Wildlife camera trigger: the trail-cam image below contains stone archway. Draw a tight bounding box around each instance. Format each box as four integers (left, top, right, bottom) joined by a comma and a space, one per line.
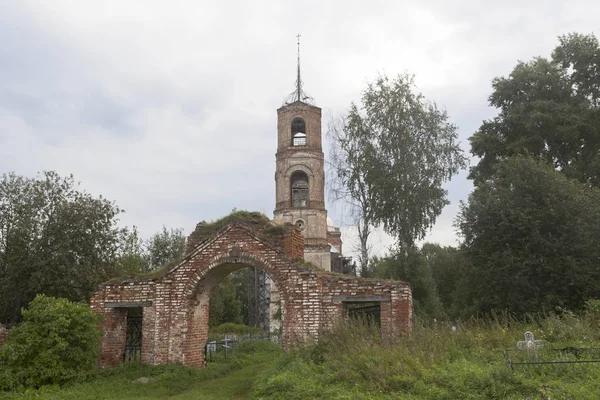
91, 219, 412, 368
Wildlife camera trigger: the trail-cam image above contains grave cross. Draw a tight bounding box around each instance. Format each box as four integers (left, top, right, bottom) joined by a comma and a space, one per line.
517, 331, 544, 360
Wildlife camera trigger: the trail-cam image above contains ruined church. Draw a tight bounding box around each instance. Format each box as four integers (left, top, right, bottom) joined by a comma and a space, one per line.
90, 49, 413, 368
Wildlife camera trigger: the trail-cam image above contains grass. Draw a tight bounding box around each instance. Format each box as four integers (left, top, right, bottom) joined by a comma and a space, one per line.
252, 306, 600, 399
0, 340, 281, 400
4, 306, 600, 399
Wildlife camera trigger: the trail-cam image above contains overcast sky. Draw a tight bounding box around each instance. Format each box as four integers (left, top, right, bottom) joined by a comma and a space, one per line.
1, 0, 598, 257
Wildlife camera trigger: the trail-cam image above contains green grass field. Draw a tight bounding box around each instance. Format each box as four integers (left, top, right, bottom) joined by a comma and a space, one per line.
0, 341, 281, 400
3, 309, 600, 399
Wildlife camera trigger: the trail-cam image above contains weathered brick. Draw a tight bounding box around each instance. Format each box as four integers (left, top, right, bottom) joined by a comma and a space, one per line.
91, 221, 412, 368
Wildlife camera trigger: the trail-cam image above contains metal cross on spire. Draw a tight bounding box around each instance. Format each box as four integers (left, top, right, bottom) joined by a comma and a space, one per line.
284, 34, 315, 105
296, 33, 301, 101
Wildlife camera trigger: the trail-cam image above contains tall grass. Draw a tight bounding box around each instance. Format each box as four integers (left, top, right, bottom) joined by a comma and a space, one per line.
252, 303, 600, 399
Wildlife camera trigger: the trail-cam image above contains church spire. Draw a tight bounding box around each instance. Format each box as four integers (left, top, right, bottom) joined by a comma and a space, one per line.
284, 34, 315, 105
296, 33, 301, 102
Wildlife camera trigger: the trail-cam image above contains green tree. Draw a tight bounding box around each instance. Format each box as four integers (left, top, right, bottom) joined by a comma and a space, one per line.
329, 73, 467, 270
456, 156, 600, 315
143, 226, 186, 272
421, 243, 466, 317
119, 226, 145, 275
0, 295, 101, 389
364, 251, 443, 320
470, 33, 600, 187
0, 171, 125, 323
209, 275, 243, 327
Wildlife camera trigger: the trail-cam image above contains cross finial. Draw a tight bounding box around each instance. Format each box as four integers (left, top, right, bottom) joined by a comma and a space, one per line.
283, 34, 315, 105
296, 33, 301, 101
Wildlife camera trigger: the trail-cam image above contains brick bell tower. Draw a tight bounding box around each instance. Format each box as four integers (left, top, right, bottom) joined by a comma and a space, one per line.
273, 36, 331, 271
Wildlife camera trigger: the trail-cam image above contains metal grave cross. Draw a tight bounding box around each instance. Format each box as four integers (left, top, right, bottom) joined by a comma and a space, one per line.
517, 331, 544, 360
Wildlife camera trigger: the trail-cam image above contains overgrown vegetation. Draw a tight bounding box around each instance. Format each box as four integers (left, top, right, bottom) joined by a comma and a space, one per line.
0, 340, 281, 399
252, 301, 600, 399
0, 295, 101, 390
187, 211, 287, 252
209, 322, 260, 338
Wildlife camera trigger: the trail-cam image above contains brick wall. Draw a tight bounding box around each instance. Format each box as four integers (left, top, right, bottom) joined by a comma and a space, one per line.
91, 220, 412, 368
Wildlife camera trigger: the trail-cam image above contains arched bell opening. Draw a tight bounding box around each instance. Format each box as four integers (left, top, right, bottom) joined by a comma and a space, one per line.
291, 118, 306, 146
290, 171, 309, 208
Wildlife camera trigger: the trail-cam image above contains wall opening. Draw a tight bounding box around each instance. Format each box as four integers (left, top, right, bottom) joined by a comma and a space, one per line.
344, 302, 381, 327
124, 307, 143, 363
291, 118, 306, 146
290, 171, 309, 207
188, 261, 284, 367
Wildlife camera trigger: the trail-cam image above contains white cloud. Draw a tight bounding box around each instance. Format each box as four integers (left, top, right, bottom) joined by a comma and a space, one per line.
1, 0, 598, 254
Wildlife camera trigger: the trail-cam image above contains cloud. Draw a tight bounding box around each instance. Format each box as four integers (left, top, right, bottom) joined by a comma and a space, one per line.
1, 0, 599, 257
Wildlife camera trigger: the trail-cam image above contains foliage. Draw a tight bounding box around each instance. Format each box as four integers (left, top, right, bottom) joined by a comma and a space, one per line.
142, 226, 186, 273
209, 275, 243, 327
470, 32, 600, 187
118, 226, 146, 275
209, 322, 260, 338
252, 312, 600, 399
0, 295, 101, 390
0, 339, 281, 399
456, 156, 600, 316
0, 171, 125, 322
364, 251, 443, 320
187, 210, 284, 249
420, 243, 467, 317
328, 73, 467, 265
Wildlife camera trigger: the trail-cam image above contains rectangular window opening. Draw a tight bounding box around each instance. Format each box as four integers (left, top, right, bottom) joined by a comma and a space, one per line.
344, 302, 381, 328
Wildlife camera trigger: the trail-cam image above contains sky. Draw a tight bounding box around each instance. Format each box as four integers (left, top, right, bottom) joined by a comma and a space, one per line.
1, 0, 598, 258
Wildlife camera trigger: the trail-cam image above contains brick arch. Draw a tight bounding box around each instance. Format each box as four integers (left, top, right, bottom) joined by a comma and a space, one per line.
285, 163, 313, 178
90, 220, 413, 368
181, 252, 291, 367
185, 251, 288, 300
284, 164, 314, 206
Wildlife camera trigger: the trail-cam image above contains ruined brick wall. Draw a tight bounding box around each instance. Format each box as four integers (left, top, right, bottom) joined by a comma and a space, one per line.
282, 226, 304, 260
318, 274, 412, 335
91, 221, 412, 369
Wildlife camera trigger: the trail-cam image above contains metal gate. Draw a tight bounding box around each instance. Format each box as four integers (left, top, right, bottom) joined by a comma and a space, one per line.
124, 309, 143, 362
346, 302, 381, 327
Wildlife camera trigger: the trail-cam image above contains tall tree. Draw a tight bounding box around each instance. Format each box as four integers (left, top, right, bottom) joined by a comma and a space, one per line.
421, 243, 465, 317
329, 73, 467, 269
457, 156, 600, 315
364, 250, 443, 320
0, 171, 125, 322
209, 275, 243, 327
143, 226, 186, 272
470, 33, 600, 187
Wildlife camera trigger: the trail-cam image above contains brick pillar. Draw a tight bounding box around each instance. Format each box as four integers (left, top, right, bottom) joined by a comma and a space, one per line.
183, 299, 209, 368
282, 225, 304, 260
99, 308, 128, 367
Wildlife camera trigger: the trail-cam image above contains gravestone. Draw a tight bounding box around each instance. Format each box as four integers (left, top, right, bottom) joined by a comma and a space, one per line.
517, 331, 544, 360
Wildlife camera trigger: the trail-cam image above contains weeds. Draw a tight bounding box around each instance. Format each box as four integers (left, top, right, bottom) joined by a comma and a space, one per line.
252, 307, 600, 399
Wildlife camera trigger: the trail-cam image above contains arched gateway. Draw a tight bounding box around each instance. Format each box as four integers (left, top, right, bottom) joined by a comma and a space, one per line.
91, 219, 412, 368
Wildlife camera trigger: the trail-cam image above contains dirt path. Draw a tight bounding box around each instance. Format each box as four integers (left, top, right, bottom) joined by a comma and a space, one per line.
171, 361, 272, 400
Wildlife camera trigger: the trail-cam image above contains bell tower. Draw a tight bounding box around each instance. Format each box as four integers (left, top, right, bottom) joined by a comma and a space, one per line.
274, 36, 331, 271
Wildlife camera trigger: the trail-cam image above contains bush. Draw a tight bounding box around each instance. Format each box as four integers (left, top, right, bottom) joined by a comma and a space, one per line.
252, 313, 600, 399
0, 295, 101, 390
209, 322, 260, 338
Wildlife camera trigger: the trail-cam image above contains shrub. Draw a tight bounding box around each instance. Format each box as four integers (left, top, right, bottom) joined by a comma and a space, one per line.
209, 322, 260, 338
0, 295, 101, 390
